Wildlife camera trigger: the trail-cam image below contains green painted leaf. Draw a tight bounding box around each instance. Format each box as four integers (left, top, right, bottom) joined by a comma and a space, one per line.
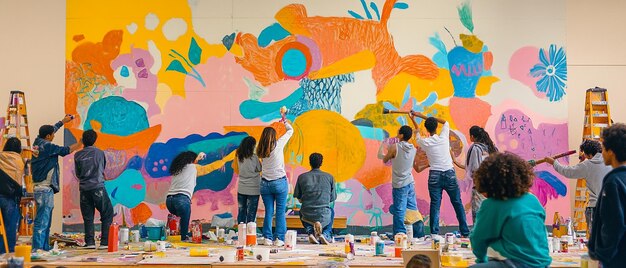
165, 59, 187, 74
457, 1, 474, 33
188, 37, 202, 65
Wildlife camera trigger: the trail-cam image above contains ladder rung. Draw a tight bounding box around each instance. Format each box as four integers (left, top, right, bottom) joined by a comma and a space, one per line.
575, 198, 587, 201
583, 135, 601, 139
576, 187, 587, 191
593, 113, 608, 117
584, 123, 608, 128
591, 101, 607, 105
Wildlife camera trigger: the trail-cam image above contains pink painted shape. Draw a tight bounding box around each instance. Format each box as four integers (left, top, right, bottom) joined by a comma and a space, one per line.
111, 48, 160, 116
449, 97, 492, 140
509, 46, 543, 98
296, 35, 322, 72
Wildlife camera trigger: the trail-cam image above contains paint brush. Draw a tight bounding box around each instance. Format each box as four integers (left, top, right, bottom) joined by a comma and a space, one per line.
528, 150, 577, 166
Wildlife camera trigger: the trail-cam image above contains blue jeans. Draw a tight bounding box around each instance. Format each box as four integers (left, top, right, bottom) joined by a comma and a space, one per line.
237, 193, 260, 224
0, 194, 20, 253
33, 186, 54, 251
260, 177, 288, 241
428, 169, 470, 236
390, 182, 425, 237
166, 194, 191, 240
470, 259, 545, 268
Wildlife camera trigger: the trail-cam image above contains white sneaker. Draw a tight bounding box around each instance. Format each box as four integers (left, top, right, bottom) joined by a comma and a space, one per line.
263, 238, 273, 246
274, 239, 285, 247
431, 234, 443, 241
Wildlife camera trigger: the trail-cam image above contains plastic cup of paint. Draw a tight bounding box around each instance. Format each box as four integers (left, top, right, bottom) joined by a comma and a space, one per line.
219, 250, 236, 263
253, 247, 271, 261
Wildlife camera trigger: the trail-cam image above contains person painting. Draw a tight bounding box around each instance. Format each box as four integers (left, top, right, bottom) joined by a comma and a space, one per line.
166, 150, 235, 241
74, 130, 113, 249
380, 113, 424, 238
257, 109, 293, 247
470, 152, 551, 267
32, 115, 82, 251
453, 126, 498, 223
0, 138, 25, 253
589, 123, 626, 267
412, 112, 469, 238
543, 139, 611, 235
233, 136, 262, 224
294, 153, 336, 245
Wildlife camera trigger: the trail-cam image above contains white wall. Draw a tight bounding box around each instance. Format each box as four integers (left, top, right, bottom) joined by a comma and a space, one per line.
0, 0, 624, 233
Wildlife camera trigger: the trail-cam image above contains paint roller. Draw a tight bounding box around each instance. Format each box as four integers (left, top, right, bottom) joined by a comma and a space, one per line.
528, 150, 577, 166
382, 108, 411, 115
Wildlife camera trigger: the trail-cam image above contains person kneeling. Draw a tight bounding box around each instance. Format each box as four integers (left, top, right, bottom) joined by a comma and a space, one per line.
470, 153, 551, 268
294, 153, 336, 244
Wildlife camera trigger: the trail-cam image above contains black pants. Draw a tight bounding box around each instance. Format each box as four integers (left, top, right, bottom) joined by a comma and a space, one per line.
80, 187, 114, 246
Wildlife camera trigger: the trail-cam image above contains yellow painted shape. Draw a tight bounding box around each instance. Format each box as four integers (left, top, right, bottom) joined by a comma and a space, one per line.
376, 70, 454, 104
155, 83, 173, 111
475, 75, 500, 96
309, 50, 376, 80
286, 110, 366, 182
274, 4, 311, 36
460, 34, 484, 54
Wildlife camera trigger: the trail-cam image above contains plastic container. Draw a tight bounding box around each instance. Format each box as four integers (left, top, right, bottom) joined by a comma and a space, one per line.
146, 226, 164, 241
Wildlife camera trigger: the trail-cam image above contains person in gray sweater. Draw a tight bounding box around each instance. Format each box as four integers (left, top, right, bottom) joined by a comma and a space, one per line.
74, 130, 113, 249
233, 136, 262, 224
544, 139, 612, 234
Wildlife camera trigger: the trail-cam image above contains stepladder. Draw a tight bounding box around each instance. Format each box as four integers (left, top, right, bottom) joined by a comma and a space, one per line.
574, 87, 612, 234
2, 91, 36, 237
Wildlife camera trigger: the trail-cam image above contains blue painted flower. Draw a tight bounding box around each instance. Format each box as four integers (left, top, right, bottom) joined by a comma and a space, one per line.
383, 85, 438, 125
530, 44, 567, 102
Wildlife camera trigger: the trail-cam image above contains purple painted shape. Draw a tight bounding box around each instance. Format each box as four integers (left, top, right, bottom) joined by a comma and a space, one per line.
135, 58, 145, 67
296, 35, 322, 71
111, 48, 160, 116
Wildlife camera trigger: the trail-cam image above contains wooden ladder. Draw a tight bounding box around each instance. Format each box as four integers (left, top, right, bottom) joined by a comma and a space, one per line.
2, 90, 36, 237
574, 87, 612, 233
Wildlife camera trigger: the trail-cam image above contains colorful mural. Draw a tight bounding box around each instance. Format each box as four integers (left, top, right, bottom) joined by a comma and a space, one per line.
64, 0, 569, 230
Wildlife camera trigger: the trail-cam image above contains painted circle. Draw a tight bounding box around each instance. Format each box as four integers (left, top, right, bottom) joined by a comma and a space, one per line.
275, 42, 312, 80
281, 49, 307, 77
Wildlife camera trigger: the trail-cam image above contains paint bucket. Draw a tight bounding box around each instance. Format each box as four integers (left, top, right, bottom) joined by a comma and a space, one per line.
285, 230, 297, 250
167, 214, 180, 235
119, 227, 130, 244
253, 247, 270, 261
130, 230, 140, 243
191, 220, 203, 243
405, 224, 413, 242
146, 227, 164, 241
445, 233, 455, 244
219, 250, 236, 263
552, 236, 561, 252
394, 247, 403, 258
375, 240, 385, 255
238, 223, 247, 246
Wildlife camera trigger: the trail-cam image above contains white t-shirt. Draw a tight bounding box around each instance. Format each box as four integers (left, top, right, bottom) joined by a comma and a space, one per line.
417, 121, 454, 171
167, 164, 197, 199
261, 122, 294, 180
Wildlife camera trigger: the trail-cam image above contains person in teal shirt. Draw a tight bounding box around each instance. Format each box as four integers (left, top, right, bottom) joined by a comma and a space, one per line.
470, 152, 551, 268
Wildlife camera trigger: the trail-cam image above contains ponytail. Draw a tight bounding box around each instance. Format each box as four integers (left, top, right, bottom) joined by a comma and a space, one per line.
469, 126, 499, 154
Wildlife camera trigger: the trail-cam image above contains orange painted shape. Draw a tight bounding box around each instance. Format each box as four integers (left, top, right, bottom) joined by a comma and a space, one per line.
275, 42, 312, 80
309, 50, 376, 80
71, 30, 123, 84
130, 203, 152, 225
67, 124, 162, 155
274, 4, 311, 36
353, 139, 392, 189
73, 34, 85, 42
483, 51, 493, 71
448, 97, 492, 140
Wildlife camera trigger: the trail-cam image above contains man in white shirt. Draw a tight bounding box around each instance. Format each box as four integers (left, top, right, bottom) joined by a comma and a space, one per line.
412, 112, 469, 237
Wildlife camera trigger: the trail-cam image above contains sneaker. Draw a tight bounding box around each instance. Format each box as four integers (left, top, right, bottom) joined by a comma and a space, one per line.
97, 244, 108, 250
432, 234, 443, 241
319, 235, 330, 245
313, 222, 322, 238
273, 239, 285, 247
263, 238, 274, 246
81, 244, 96, 250
308, 234, 319, 244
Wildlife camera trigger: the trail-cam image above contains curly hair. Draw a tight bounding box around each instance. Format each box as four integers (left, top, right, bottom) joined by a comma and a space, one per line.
602, 123, 626, 162
580, 139, 602, 156
169, 151, 198, 176
473, 152, 534, 200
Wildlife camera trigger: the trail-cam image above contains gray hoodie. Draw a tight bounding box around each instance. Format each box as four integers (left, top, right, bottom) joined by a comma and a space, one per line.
553, 153, 612, 207
465, 143, 490, 182
391, 141, 417, 188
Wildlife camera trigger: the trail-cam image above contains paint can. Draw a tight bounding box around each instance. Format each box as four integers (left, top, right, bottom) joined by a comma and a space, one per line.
190, 220, 202, 243
156, 241, 167, 252
552, 236, 561, 252
236, 246, 244, 261
370, 232, 378, 246
119, 227, 130, 244
238, 223, 247, 246
167, 214, 180, 235
562, 235, 574, 245
394, 233, 407, 249
375, 240, 385, 255
432, 237, 440, 250
285, 230, 297, 250
253, 247, 270, 261
394, 247, 403, 258
217, 227, 225, 243
344, 234, 354, 254
445, 233, 455, 244
219, 250, 236, 263
108, 223, 119, 253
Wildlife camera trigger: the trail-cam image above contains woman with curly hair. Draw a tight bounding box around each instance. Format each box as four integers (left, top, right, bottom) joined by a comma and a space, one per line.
470, 152, 551, 268
166, 150, 235, 241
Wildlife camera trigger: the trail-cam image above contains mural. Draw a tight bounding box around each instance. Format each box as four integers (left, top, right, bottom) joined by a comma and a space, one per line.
64, 0, 568, 230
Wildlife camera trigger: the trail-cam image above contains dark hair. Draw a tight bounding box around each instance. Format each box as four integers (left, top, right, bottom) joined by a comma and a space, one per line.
237, 136, 257, 162
398, 125, 413, 141
257, 127, 277, 158
38, 125, 55, 139
3, 137, 22, 153
406, 254, 432, 268
309, 153, 323, 169
601, 123, 626, 162
169, 151, 198, 176
82, 129, 98, 147
474, 152, 534, 200
580, 139, 602, 156
469, 126, 498, 154
424, 117, 438, 134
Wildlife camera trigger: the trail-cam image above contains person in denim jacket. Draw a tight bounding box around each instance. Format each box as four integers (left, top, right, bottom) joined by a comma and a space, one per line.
31, 115, 81, 251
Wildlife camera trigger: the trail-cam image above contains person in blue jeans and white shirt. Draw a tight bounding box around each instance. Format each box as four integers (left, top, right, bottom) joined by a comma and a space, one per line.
412, 111, 469, 238
0, 138, 26, 253
294, 153, 336, 244
31, 115, 82, 251
380, 112, 424, 238
257, 110, 293, 246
